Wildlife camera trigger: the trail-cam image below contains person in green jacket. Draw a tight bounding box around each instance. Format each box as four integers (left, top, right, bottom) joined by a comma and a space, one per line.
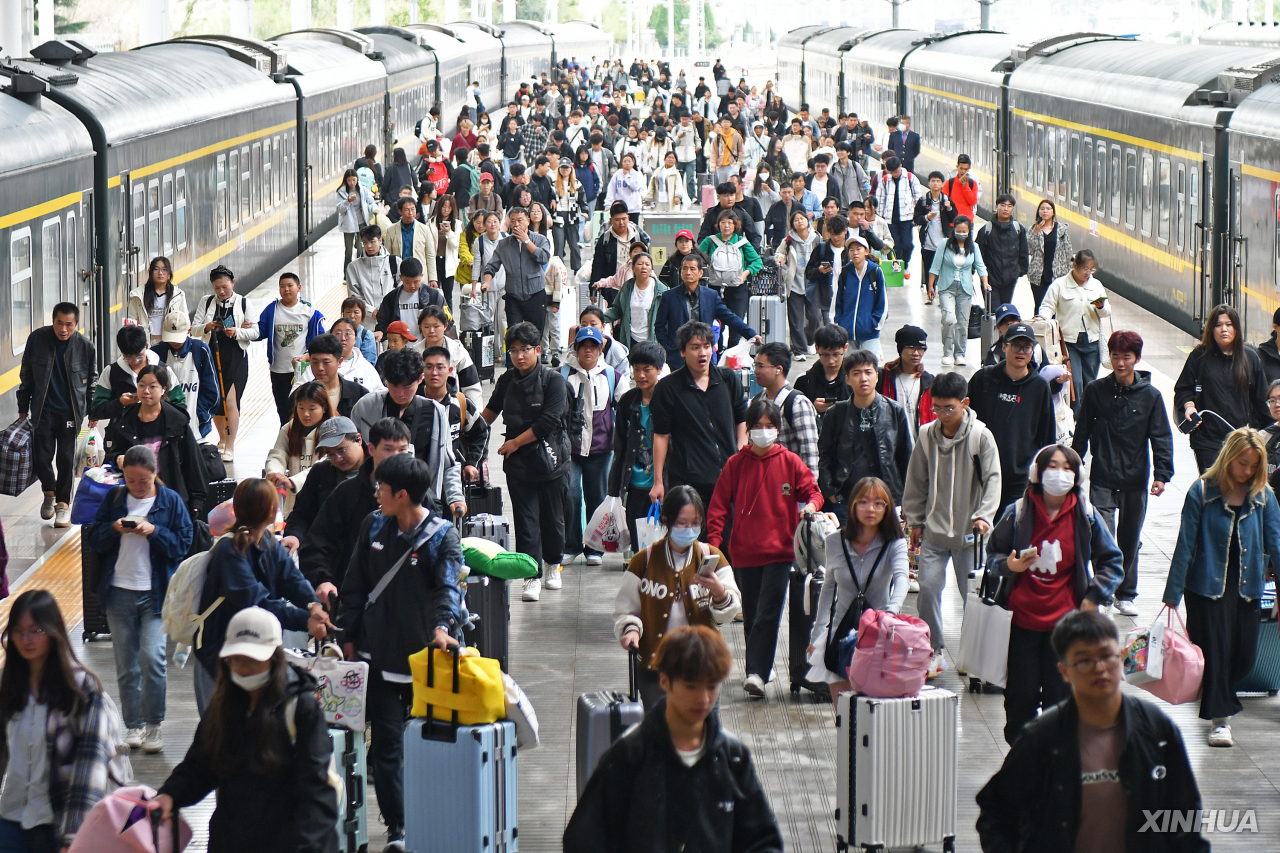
602, 251, 669, 347
698, 210, 763, 337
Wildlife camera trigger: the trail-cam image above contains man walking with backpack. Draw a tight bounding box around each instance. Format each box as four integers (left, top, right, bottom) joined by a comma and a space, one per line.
901, 371, 1002, 679
873, 156, 923, 277
977, 194, 1029, 306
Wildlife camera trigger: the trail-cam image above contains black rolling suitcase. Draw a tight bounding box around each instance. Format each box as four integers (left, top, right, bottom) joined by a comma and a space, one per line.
463, 483, 503, 519
461, 327, 496, 383
788, 565, 828, 695
463, 573, 510, 671
80, 524, 110, 641
207, 478, 237, 507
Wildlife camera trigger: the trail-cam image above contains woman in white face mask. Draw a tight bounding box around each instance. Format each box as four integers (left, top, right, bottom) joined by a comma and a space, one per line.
989, 444, 1125, 746
614, 485, 744, 710
148, 605, 342, 853
706, 399, 824, 700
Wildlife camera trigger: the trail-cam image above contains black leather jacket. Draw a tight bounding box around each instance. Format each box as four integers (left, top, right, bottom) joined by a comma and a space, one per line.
977, 694, 1207, 853
564, 701, 783, 853
17, 326, 96, 425
817, 393, 911, 503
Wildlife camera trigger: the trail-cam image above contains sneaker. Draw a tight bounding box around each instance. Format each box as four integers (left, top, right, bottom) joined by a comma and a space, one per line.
927, 651, 947, 680
54, 503, 70, 528
955, 355, 967, 366
585, 553, 603, 567
940, 356, 955, 367
40, 492, 56, 520
794, 353, 807, 362
904, 271, 912, 280
124, 727, 145, 749
743, 674, 766, 698
908, 573, 920, 593
522, 577, 542, 601
1114, 599, 1139, 617
385, 826, 407, 852
543, 564, 563, 590
1208, 724, 1234, 747
561, 552, 578, 566
143, 722, 163, 753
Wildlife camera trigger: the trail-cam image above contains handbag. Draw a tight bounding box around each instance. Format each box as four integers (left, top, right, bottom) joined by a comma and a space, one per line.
847, 608, 932, 697
955, 534, 1014, 688
459, 295, 494, 332
879, 249, 905, 288
409, 645, 506, 724
585, 495, 631, 553
70, 472, 122, 526
67, 785, 192, 853
824, 537, 886, 675
1136, 606, 1205, 705
635, 502, 666, 552
0, 416, 36, 497
284, 641, 370, 731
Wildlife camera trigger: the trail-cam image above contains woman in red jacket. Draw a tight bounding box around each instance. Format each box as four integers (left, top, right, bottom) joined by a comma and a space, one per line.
708, 398, 823, 699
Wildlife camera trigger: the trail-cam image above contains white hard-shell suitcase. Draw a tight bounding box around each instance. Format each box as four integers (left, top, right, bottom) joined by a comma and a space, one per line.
835, 687, 958, 852
748, 294, 787, 346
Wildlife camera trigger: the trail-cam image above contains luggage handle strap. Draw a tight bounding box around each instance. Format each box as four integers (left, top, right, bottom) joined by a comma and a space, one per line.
424, 644, 461, 740
628, 648, 638, 703
1157, 604, 1189, 635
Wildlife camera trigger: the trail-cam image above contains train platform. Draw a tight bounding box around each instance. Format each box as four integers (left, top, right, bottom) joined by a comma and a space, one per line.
0, 224, 1277, 852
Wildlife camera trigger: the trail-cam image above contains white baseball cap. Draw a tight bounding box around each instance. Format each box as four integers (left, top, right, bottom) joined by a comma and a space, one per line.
219, 606, 283, 661
160, 311, 191, 344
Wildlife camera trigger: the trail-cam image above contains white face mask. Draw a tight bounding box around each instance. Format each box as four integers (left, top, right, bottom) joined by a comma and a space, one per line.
749, 428, 778, 448
230, 668, 272, 692
1040, 469, 1075, 497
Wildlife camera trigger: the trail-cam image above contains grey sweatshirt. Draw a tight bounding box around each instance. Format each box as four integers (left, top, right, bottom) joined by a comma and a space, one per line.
901, 409, 1003, 550
482, 232, 552, 300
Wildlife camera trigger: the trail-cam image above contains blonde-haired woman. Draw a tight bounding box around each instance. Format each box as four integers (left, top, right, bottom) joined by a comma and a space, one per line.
1164, 427, 1280, 748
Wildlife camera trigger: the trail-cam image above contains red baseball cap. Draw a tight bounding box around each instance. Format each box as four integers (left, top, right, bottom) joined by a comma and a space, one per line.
675, 229, 695, 241
386, 320, 417, 341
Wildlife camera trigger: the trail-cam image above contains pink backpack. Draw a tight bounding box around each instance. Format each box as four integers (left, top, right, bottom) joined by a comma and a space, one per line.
847, 609, 933, 698
68, 785, 192, 853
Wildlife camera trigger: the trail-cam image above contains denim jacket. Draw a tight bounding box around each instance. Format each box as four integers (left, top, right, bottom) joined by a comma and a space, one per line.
1163, 479, 1280, 605
86, 484, 194, 615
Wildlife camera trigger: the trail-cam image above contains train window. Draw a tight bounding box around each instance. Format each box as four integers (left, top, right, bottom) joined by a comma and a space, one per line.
1157, 159, 1171, 244
161, 175, 173, 256
1189, 167, 1199, 251
262, 143, 271, 212
64, 211, 76, 303
252, 143, 262, 216
41, 219, 60, 322
1176, 164, 1185, 252
1139, 153, 1152, 235
1046, 129, 1055, 196
1035, 125, 1044, 190
273, 137, 282, 205
1095, 141, 1107, 213
1025, 123, 1033, 187
10, 228, 32, 354
229, 149, 240, 229
1109, 145, 1121, 223
216, 156, 227, 236
147, 179, 160, 259
131, 184, 146, 261
1058, 133, 1068, 199
240, 146, 251, 223
1081, 137, 1091, 210
176, 171, 188, 251
1124, 149, 1137, 231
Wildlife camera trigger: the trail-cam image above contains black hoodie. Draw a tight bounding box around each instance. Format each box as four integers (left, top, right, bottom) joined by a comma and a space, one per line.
794, 360, 850, 424
967, 363, 1056, 509
1258, 334, 1280, 385
1072, 371, 1174, 491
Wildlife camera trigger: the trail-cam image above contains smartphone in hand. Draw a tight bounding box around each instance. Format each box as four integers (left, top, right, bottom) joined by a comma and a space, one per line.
698, 553, 719, 578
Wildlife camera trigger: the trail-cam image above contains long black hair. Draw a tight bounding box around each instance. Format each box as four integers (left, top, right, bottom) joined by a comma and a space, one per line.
945, 215, 975, 256
0, 591, 98, 722
143, 256, 173, 315
1198, 303, 1251, 395
338, 167, 359, 193
201, 648, 291, 776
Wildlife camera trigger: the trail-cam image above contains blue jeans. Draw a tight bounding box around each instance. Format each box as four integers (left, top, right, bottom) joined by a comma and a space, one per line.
678, 159, 697, 199
888, 219, 915, 266
937, 287, 973, 360
105, 588, 167, 728
0, 820, 56, 853
566, 452, 612, 557
1064, 334, 1100, 415
850, 338, 881, 358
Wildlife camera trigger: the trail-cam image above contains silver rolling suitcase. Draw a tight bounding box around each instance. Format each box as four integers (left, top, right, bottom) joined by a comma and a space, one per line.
462, 512, 511, 550
835, 687, 958, 852
575, 651, 644, 798
748, 294, 788, 346
980, 289, 999, 355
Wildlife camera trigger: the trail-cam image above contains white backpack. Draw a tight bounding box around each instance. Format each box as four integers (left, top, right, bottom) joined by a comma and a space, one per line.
708, 235, 744, 288
162, 534, 233, 657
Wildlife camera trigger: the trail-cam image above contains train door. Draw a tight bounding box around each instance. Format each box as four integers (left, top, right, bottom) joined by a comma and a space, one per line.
78, 190, 100, 357
1191, 156, 1210, 325
1224, 167, 1243, 319
305, 120, 317, 245
119, 171, 142, 299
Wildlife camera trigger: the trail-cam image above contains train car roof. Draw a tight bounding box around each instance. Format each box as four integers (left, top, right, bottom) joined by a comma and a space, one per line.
0, 85, 94, 174
403, 26, 470, 63
271, 35, 386, 98
1228, 81, 1280, 139
1200, 20, 1280, 47
778, 24, 837, 50
905, 31, 1017, 85
9, 41, 292, 146
1011, 40, 1280, 123
497, 21, 556, 48
436, 22, 503, 52
841, 28, 929, 69
353, 27, 438, 77
803, 26, 874, 55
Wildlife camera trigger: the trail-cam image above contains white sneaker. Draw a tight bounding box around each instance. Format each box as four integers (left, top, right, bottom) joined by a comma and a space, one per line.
743, 674, 765, 698
522, 577, 542, 601
124, 727, 145, 749
1114, 599, 1139, 617
543, 564, 562, 590
955, 355, 967, 366
143, 722, 163, 753
54, 503, 71, 528
940, 356, 955, 367
927, 651, 947, 680
908, 573, 920, 593
1208, 724, 1234, 747
586, 553, 603, 567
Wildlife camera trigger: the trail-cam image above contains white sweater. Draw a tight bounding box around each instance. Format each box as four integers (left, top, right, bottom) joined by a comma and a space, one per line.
1037, 272, 1111, 343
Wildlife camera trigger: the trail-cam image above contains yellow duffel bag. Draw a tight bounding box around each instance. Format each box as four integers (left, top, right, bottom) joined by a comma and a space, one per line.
408, 645, 505, 724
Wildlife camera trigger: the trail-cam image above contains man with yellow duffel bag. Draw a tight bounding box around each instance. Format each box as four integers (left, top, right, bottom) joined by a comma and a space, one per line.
334, 453, 465, 851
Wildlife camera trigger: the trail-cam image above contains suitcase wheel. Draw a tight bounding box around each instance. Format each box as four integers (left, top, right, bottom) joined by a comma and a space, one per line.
968, 677, 982, 694
943, 836, 956, 853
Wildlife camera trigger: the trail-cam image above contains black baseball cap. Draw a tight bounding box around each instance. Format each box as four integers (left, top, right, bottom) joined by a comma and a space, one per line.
1003, 323, 1036, 344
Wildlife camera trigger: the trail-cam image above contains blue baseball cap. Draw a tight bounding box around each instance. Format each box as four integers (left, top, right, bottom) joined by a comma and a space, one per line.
994, 303, 1021, 324
574, 326, 605, 348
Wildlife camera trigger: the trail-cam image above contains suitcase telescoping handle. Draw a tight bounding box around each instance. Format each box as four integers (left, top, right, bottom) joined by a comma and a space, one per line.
423, 643, 462, 740
628, 648, 639, 703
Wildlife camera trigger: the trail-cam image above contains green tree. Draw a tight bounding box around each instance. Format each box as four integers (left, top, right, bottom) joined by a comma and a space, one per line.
647, 0, 717, 48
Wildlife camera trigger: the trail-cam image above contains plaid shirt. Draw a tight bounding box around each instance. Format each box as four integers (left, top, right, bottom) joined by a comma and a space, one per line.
758, 384, 820, 475
519, 123, 548, 159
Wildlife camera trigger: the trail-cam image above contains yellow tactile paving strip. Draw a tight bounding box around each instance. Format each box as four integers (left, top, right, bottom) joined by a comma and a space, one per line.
7, 279, 350, 646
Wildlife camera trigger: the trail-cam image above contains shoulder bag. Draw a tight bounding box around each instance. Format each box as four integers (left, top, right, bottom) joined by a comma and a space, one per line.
824, 537, 886, 674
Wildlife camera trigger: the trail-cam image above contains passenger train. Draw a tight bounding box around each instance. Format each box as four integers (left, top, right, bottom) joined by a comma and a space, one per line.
0, 20, 609, 418
778, 26, 1280, 343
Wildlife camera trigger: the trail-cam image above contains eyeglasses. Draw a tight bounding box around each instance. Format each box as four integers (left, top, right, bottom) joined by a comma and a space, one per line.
752, 362, 778, 372
931, 404, 960, 417
10, 627, 47, 640
509, 346, 538, 358
326, 441, 357, 458
1068, 653, 1121, 673
855, 498, 888, 512
1008, 342, 1034, 354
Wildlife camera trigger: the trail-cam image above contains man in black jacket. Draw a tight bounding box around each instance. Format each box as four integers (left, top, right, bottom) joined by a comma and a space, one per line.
968, 323, 1057, 516
564, 625, 783, 853
299, 417, 412, 603
607, 341, 664, 547
977, 610, 1207, 853
336, 453, 464, 851
1072, 332, 1173, 617
280, 417, 366, 553
976, 194, 1029, 306
294, 333, 367, 418
764, 184, 799, 251
18, 302, 98, 527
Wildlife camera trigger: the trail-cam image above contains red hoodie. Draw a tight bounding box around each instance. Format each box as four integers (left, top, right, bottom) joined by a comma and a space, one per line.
706, 443, 823, 567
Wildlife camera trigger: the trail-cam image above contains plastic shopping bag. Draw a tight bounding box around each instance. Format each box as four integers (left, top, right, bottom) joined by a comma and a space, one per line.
716, 339, 754, 370
585, 495, 630, 553
955, 551, 1013, 689
635, 502, 667, 553
1137, 606, 1204, 705
284, 642, 370, 731
74, 426, 105, 475
1123, 620, 1165, 685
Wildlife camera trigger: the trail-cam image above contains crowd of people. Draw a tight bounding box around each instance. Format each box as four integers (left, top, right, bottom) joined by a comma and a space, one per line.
7, 52, 1277, 853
